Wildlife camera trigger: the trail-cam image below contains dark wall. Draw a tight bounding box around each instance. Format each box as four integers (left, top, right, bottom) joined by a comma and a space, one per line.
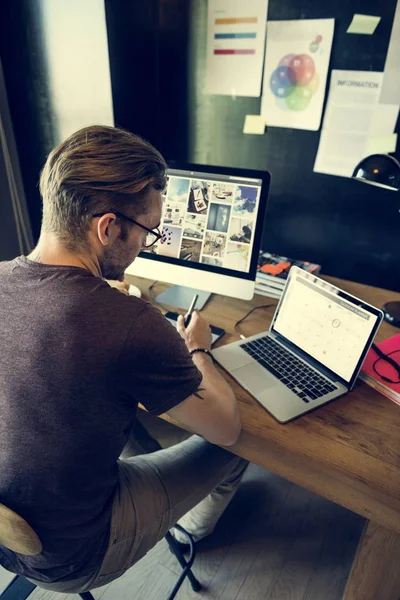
106, 0, 400, 291
1, 0, 399, 290
105, 1, 161, 144
0, 0, 57, 242
185, 0, 400, 291
0, 146, 22, 259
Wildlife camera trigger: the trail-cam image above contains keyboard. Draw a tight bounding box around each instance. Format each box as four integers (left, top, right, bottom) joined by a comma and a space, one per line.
241, 336, 337, 403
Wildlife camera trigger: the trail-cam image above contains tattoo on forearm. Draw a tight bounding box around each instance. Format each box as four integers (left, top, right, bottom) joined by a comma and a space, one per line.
193, 387, 206, 400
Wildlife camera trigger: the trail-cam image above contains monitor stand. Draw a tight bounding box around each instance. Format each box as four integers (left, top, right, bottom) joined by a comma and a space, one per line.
155, 286, 211, 311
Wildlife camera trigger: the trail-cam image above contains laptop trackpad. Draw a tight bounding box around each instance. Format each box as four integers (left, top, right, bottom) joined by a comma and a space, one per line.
233, 363, 278, 395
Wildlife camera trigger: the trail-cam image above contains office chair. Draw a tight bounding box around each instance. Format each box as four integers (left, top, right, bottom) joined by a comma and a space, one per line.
0, 504, 201, 600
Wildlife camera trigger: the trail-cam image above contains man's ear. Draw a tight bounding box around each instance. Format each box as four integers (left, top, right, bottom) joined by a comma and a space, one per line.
96, 213, 119, 247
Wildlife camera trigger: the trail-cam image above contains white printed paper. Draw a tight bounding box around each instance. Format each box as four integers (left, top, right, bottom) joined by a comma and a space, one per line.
367, 133, 398, 154
260, 19, 334, 130
370, 104, 399, 135
380, 0, 400, 104
314, 71, 391, 178
205, 0, 269, 97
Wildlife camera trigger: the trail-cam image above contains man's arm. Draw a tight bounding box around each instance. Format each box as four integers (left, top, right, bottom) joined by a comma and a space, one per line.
166, 311, 241, 447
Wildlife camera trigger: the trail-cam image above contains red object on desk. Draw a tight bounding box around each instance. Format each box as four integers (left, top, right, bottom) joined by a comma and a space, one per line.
360, 334, 400, 406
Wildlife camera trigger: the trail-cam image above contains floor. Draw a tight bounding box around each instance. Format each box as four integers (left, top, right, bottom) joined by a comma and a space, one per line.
3, 462, 364, 600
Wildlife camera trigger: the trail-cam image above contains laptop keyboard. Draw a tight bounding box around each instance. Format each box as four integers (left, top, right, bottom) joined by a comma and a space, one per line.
241, 336, 337, 403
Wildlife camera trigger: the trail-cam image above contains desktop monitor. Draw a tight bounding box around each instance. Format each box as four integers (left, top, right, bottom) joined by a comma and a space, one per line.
125, 163, 271, 309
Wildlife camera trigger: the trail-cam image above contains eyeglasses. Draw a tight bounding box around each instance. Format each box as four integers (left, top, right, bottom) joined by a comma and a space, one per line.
93, 211, 162, 248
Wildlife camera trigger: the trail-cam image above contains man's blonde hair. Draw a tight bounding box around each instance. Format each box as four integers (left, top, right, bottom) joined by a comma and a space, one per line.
39, 125, 167, 247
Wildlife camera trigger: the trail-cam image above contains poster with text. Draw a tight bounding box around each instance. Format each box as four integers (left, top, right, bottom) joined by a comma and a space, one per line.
206, 0, 269, 96
313, 71, 398, 178
261, 19, 334, 130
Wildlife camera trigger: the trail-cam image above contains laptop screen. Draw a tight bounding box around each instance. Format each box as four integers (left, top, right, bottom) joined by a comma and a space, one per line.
272, 267, 381, 384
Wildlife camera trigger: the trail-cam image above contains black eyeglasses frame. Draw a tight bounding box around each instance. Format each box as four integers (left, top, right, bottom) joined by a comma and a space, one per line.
92, 211, 162, 248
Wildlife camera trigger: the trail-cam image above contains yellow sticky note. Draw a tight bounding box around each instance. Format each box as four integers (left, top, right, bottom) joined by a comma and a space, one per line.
347, 14, 381, 35
367, 133, 398, 154
243, 115, 265, 135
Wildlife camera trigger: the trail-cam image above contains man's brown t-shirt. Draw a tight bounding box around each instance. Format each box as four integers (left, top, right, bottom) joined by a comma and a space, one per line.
0, 257, 201, 583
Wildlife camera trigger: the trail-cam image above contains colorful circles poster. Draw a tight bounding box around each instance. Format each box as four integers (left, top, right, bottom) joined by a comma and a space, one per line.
261, 19, 335, 130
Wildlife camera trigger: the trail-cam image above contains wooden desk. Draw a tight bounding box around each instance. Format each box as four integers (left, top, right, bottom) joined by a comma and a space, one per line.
127, 274, 400, 600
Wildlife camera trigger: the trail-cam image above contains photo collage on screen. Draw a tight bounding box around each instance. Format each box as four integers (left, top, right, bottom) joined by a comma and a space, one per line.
143, 175, 260, 273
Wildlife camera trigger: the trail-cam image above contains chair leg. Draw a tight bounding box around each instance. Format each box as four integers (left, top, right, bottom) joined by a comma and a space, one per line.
165, 525, 201, 600
1, 577, 36, 600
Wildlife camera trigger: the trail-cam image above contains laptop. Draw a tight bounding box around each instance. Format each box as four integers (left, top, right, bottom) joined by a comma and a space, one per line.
212, 266, 383, 423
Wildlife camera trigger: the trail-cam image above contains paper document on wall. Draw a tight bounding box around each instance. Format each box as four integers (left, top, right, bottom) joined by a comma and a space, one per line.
205, 0, 269, 96
369, 104, 399, 135
367, 133, 398, 154
313, 70, 397, 178
260, 19, 334, 130
243, 114, 266, 134
380, 0, 400, 104
346, 14, 381, 35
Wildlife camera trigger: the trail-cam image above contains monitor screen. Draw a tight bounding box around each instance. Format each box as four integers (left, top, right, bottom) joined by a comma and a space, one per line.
140, 165, 268, 278
126, 163, 270, 301
272, 267, 382, 385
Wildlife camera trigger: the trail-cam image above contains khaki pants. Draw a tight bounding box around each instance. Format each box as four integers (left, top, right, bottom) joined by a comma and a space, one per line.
31, 416, 248, 594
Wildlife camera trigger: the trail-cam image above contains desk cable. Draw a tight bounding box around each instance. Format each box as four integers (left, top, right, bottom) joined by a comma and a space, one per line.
234, 303, 277, 340
149, 281, 277, 341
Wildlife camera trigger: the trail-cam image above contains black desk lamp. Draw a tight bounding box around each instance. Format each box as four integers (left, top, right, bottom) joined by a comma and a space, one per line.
352, 153, 400, 326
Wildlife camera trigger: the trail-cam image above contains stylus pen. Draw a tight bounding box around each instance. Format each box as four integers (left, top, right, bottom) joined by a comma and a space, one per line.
185, 294, 199, 327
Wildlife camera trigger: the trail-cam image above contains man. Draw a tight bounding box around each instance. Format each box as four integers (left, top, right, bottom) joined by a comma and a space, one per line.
0, 125, 247, 593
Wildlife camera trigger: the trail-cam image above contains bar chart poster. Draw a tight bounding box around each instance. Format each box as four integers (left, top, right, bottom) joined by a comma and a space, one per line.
206, 0, 269, 96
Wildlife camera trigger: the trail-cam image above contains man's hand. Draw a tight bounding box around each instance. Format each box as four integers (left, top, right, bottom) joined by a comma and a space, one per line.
170, 309, 241, 446
106, 279, 130, 295
177, 310, 212, 352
